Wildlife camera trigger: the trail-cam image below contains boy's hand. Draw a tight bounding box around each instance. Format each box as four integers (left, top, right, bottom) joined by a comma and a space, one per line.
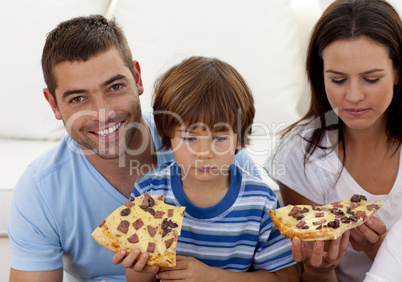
112, 249, 159, 274
156, 256, 218, 281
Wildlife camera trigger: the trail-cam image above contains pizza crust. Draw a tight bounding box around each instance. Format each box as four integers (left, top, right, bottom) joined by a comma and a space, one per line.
270, 195, 382, 241
91, 192, 185, 267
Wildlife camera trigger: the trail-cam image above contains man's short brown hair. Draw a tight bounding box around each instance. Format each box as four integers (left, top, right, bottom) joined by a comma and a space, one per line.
153, 56, 255, 150
41, 15, 134, 100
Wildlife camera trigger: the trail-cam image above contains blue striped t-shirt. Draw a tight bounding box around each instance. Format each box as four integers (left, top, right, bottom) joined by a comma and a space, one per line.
132, 161, 295, 272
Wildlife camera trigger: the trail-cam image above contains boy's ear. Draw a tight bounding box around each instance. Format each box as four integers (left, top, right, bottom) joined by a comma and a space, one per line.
43, 88, 62, 120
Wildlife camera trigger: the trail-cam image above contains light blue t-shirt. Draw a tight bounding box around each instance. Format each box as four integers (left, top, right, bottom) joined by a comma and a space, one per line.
7, 112, 259, 282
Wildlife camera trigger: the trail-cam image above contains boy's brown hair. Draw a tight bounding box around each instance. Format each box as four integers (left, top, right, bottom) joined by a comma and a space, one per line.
153, 56, 255, 150
41, 15, 134, 100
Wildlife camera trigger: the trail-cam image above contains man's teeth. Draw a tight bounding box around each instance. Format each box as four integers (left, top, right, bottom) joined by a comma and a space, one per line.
95, 123, 122, 136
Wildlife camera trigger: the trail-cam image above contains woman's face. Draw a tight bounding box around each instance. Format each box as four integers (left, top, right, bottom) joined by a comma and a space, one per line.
322, 36, 397, 132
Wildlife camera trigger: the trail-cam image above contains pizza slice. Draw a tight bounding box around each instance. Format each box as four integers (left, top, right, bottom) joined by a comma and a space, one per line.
270, 194, 382, 241
91, 192, 185, 267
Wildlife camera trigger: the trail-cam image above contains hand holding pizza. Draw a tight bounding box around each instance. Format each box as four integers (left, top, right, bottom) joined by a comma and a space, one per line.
112, 249, 159, 275
156, 256, 217, 281
292, 231, 350, 280
349, 216, 387, 260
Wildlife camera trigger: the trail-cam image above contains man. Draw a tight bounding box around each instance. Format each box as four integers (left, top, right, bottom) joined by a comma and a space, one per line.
7, 15, 258, 282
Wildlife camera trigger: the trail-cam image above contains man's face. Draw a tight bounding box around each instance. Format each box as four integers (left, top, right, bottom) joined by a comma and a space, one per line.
44, 48, 144, 159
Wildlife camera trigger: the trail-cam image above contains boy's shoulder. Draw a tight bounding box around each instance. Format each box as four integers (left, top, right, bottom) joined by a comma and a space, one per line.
135, 161, 176, 185
232, 164, 277, 198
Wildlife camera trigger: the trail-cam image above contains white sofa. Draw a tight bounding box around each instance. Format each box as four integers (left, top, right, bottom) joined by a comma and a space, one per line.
0, 0, 330, 280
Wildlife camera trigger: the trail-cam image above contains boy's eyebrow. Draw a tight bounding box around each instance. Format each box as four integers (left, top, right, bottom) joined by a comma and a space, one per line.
61, 74, 127, 101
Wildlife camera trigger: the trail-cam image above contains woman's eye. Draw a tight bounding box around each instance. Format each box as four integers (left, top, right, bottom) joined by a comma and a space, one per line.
331, 79, 346, 85
365, 78, 380, 84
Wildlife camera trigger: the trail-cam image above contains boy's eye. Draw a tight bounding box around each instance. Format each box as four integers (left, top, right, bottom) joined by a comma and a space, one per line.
213, 135, 229, 141
181, 136, 197, 142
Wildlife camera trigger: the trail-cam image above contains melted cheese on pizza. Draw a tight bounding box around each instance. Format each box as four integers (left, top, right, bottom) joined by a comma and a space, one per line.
271, 195, 382, 241
91, 193, 185, 267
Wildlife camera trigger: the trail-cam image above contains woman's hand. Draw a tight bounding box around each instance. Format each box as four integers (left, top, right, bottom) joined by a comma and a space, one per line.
292, 230, 350, 281
349, 216, 387, 260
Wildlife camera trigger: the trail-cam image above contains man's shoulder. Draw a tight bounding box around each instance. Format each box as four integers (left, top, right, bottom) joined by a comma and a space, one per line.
23, 136, 79, 183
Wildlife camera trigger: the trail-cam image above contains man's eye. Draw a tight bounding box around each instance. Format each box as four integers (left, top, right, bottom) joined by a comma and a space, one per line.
111, 84, 123, 91
71, 96, 84, 104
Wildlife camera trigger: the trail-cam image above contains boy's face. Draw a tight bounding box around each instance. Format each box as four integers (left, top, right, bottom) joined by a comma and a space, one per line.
44, 47, 144, 159
170, 124, 242, 186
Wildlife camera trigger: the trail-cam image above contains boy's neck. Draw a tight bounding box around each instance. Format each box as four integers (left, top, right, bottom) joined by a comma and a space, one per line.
181, 173, 230, 208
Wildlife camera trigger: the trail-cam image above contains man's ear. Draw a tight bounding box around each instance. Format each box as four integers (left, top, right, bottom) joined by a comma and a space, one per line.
43, 88, 62, 120
133, 60, 144, 96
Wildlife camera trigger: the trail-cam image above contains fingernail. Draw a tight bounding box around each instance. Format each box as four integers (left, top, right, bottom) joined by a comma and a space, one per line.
134, 249, 140, 254
317, 241, 324, 249
293, 238, 300, 246
367, 219, 373, 225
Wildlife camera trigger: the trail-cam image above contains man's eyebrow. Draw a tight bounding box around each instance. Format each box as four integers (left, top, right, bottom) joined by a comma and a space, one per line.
101, 74, 127, 88
61, 74, 127, 101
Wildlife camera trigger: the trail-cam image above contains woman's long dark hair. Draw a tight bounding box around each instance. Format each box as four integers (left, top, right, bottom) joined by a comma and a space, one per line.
283, 0, 402, 167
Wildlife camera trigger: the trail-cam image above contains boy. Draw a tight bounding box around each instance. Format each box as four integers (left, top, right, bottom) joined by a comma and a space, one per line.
113, 56, 294, 281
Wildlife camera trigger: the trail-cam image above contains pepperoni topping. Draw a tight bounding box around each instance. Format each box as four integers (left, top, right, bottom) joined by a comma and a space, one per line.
288, 206, 302, 216
124, 201, 135, 208
157, 195, 165, 202
296, 221, 306, 228
127, 234, 139, 243
154, 211, 166, 219
331, 201, 344, 208
315, 212, 324, 218
98, 220, 106, 227
147, 225, 157, 237
164, 238, 174, 249
356, 210, 367, 221
147, 242, 156, 253
132, 218, 144, 230
350, 202, 361, 209
167, 209, 174, 217
313, 219, 326, 225
117, 220, 130, 234
120, 208, 131, 216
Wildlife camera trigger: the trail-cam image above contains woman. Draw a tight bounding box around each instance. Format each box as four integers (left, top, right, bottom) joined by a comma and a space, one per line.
264, 0, 402, 281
